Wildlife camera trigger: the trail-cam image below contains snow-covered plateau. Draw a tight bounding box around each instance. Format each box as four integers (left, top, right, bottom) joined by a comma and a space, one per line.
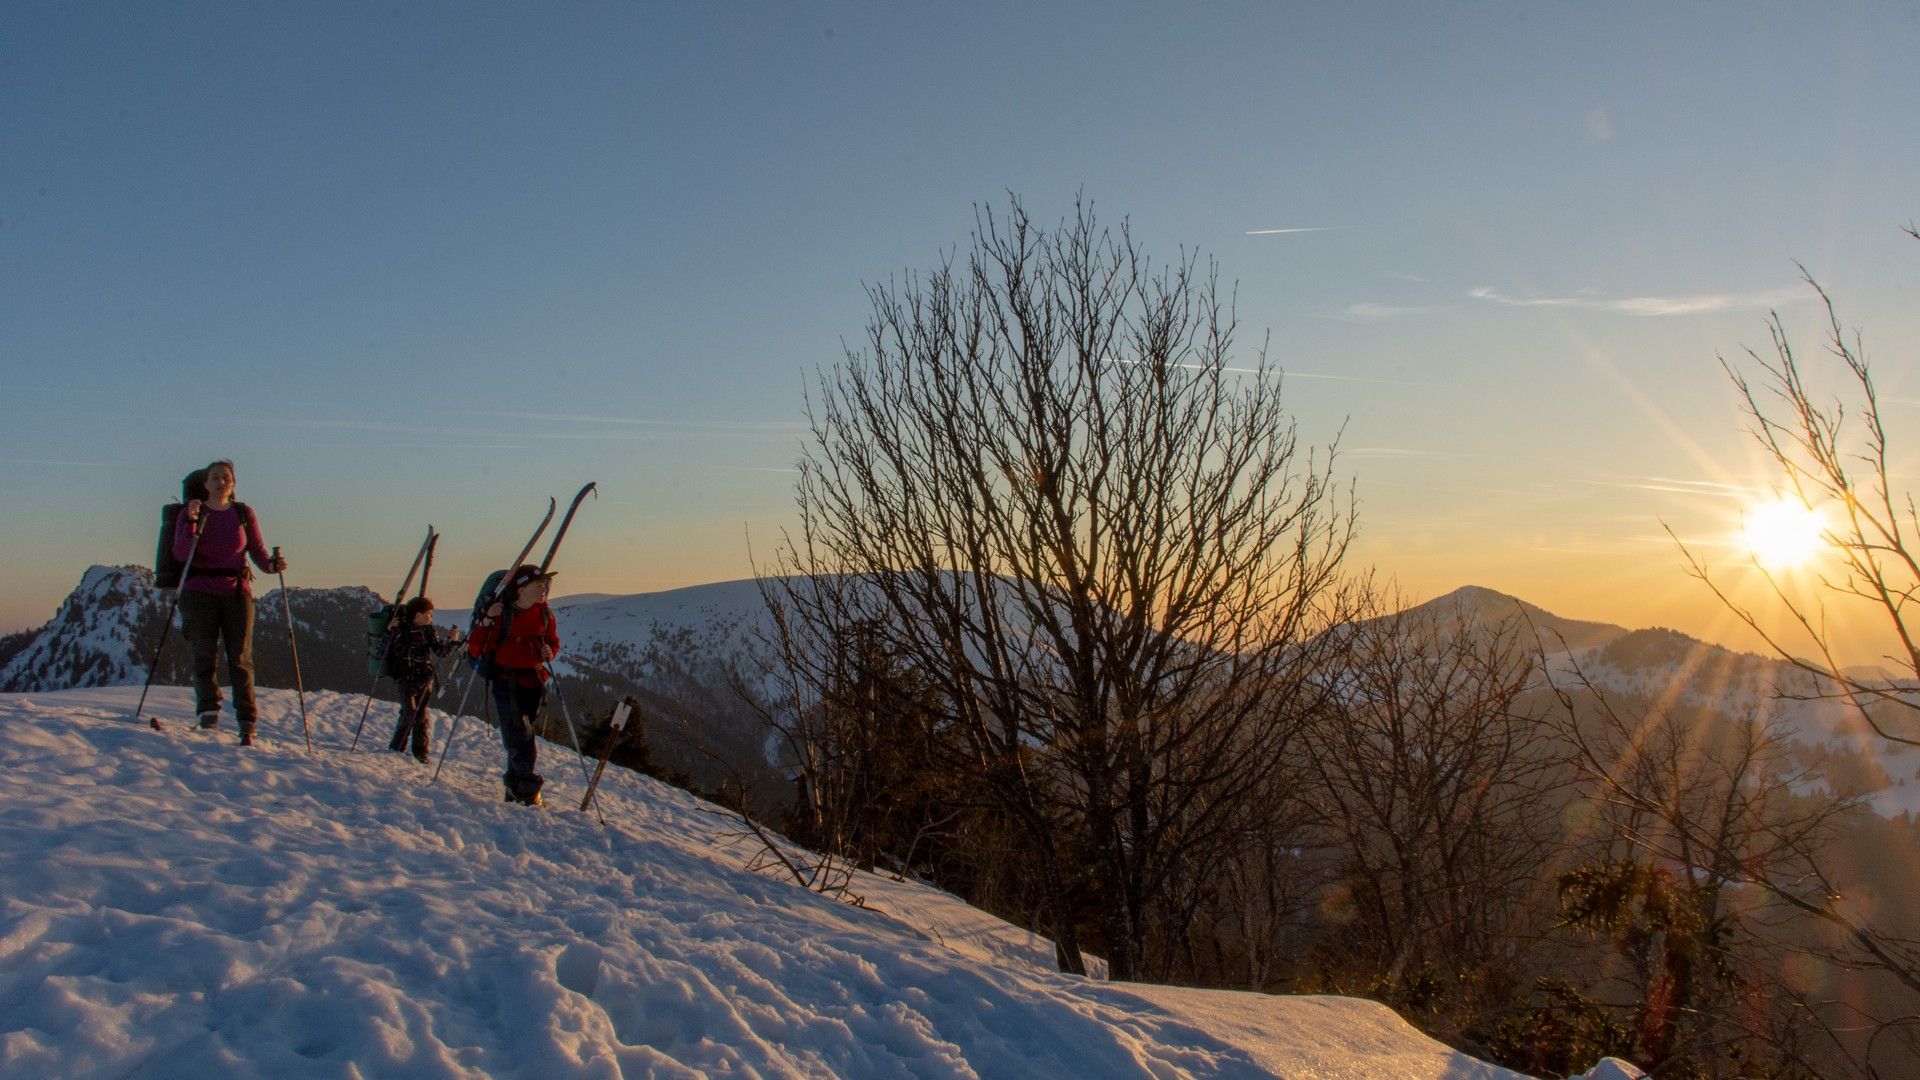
0, 686, 1640, 1079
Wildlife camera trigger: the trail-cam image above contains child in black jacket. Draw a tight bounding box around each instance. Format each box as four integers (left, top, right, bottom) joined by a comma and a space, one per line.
386, 596, 462, 763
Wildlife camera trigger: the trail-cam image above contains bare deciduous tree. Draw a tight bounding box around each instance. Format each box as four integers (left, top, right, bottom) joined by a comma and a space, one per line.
1662, 230, 1920, 1073
1302, 593, 1569, 1030
761, 193, 1356, 980
1680, 244, 1920, 750
1550, 656, 1905, 1078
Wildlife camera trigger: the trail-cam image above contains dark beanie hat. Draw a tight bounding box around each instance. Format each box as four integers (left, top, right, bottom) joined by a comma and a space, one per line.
507, 564, 557, 590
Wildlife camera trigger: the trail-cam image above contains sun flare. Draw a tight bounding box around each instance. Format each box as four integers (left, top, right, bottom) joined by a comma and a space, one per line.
1740, 497, 1830, 570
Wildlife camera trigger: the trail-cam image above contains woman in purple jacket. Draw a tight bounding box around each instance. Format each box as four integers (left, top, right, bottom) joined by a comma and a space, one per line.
172, 459, 286, 745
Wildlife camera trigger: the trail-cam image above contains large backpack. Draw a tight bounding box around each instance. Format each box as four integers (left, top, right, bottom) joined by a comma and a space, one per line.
367, 605, 401, 677
378, 623, 411, 679
464, 568, 512, 671
153, 470, 251, 589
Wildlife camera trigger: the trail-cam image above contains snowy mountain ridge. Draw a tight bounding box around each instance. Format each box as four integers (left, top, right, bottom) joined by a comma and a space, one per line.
1, 565, 775, 704
0, 564, 161, 691
0, 564, 383, 699
1385, 584, 1920, 819
12, 566, 1918, 816
0, 686, 1641, 1079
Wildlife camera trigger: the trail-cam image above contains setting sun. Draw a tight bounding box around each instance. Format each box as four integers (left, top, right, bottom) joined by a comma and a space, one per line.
1740, 497, 1831, 570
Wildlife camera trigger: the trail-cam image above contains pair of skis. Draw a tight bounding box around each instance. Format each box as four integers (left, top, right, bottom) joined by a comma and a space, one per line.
432, 483, 597, 789
349, 526, 440, 751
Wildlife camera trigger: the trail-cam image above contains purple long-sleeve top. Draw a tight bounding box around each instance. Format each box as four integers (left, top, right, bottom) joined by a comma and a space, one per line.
172, 502, 272, 597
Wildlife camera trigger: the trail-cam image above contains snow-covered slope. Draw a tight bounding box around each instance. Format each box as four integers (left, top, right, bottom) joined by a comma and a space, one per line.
545, 578, 775, 684
1405, 585, 1920, 820
1540, 627, 1920, 819
0, 686, 1639, 1079
553, 578, 773, 638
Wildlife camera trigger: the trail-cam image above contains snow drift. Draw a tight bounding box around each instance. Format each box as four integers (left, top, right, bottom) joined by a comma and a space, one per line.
0, 686, 1643, 1079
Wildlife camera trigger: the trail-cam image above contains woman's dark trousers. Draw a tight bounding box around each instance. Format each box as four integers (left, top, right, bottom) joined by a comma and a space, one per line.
179, 589, 256, 734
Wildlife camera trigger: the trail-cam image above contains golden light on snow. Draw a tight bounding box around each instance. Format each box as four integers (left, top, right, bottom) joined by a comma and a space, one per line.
1739, 497, 1830, 570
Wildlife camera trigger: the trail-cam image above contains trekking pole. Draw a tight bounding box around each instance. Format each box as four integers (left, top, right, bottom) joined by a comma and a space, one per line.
547, 676, 596, 790
348, 686, 380, 751
272, 547, 313, 753
415, 644, 457, 763
431, 704, 461, 784
135, 513, 207, 727
432, 679, 491, 786
428, 668, 481, 762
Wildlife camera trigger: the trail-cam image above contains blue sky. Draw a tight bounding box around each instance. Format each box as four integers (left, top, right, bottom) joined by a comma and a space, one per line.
5, 2, 1918, 657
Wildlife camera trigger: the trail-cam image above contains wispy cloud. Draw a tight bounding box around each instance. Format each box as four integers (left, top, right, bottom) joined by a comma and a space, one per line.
0, 458, 129, 468
1647, 533, 1746, 552
1470, 285, 1806, 317
235, 417, 412, 432
1245, 226, 1339, 236
1104, 357, 1423, 387
230, 416, 533, 442
1345, 447, 1449, 458
1577, 476, 1761, 500
1586, 105, 1615, 142
1282, 369, 1426, 386
1337, 302, 1446, 322
452, 411, 804, 435
524, 432, 683, 442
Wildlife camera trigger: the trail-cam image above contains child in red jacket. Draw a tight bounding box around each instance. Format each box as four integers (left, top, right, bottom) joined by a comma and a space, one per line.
470, 564, 561, 806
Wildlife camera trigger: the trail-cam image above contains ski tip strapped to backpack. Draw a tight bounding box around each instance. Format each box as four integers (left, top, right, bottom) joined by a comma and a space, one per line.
153, 469, 212, 589
365, 526, 439, 679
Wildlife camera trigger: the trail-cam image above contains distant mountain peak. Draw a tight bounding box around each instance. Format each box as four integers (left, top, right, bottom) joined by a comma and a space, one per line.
0, 566, 385, 695
1400, 585, 1629, 652
0, 564, 163, 692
